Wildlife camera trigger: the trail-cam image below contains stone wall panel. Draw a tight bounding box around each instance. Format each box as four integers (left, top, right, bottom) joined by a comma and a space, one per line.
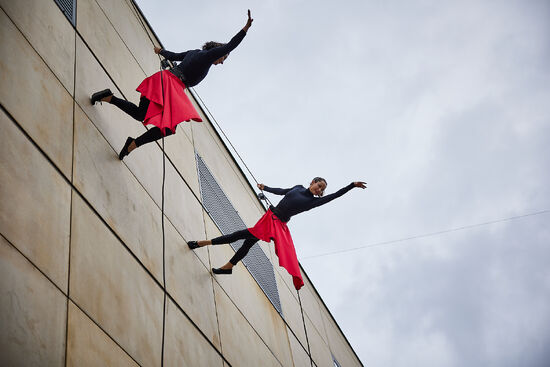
0, 237, 66, 367
164, 298, 224, 367
0, 109, 71, 291
76, 0, 145, 99
95, 0, 160, 76
70, 194, 164, 367
0, 9, 73, 177
306, 315, 333, 367
165, 219, 220, 348
67, 301, 139, 367
277, 272, 307, 347
0, 0, 76, 92
214, 283, 281, 367
73, 105, 163, 281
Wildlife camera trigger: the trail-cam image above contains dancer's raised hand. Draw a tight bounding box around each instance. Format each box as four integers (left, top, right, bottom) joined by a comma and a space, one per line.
243, 9, 253, 32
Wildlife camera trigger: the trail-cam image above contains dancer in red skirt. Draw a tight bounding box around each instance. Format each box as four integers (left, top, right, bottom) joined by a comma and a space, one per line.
90, 10, 253, 160
188, 178, 367, 290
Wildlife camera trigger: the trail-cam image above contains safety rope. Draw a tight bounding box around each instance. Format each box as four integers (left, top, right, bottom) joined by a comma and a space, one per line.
159, 70, 167, 367
126, 2, 168, 364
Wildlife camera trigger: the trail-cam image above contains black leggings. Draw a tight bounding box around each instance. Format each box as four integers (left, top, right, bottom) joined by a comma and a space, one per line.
110, 96, 174, 147
211, 229, 260, 265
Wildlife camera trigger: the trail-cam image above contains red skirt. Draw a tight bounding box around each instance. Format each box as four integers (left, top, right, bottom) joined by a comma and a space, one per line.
136, 71, 202, 134
248, 209, 304, 290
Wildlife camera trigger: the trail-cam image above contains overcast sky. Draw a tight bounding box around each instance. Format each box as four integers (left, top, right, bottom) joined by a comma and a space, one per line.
135, 0, 550, 365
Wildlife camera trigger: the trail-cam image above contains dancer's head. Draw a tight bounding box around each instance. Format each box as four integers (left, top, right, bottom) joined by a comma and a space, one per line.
309, 177, 327, 197
203, 41, 229, 65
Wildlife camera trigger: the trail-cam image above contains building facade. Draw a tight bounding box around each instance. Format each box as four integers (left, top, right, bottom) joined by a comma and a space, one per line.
0, 0, 363, 366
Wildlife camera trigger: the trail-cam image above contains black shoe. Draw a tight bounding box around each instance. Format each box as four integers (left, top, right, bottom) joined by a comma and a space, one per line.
91, 89, 113, 105
187, 241, 200, 250
212, 267, 232, 275
118, 137, 133, 160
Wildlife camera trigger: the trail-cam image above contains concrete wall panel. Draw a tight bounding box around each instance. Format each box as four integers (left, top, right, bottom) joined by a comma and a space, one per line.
288, 329, 312, 367
0, 0, 76, 92
76, 0, 145, 99
164, 160, 205, 242
306, 315, 334, 367
73, 105, 163, 281
200, 212, 221, 268
0, 237, 66, 367
70, 194, 164, 367
164, 298, 223, 367
277, 272, 307, 347
214, 283, 281, 367
95, 0, 160, 76
164, 124, 201, 197
0, 109, 71, 291
300, 277, 329, 344
124, 139, 166, 207
67, 301, 139, 367
209, 241, 293, 367
0, 9, 73, 177
165, 219, 220, 348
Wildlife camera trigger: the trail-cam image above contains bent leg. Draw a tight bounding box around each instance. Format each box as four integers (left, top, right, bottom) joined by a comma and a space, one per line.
229, 238, 258, 265
134, 127, 174, 148
110, 96, 150, 121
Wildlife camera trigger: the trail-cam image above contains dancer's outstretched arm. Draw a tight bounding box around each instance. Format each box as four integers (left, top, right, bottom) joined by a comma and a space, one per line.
155, 47, 188, 61
257, 183, 293, 196
309, 181, 366, 209
203, 10, 254, 62
153, 10, 253, 60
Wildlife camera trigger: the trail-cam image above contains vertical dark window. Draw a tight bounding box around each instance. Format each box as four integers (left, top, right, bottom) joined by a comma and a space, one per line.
196, 153, 283, 315
53, 0, 76, 26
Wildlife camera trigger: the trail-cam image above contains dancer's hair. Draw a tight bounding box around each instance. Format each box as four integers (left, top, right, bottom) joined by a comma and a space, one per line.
312, 177, 327, 185
202, 41, 225, 50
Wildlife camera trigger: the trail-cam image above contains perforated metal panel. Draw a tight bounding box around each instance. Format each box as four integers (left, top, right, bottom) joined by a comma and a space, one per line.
53, 0, 76, 26
196, 153, 282, 315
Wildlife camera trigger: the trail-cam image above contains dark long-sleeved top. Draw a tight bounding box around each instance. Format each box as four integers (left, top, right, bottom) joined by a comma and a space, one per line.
159, 30, 246, 88
263, 183, 355, 222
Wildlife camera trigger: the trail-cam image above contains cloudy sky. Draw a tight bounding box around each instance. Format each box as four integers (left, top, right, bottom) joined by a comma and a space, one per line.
135, 0, 550, 365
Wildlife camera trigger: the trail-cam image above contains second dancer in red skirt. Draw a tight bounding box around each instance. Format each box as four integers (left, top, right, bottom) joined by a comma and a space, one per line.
188, 178, 367, 290
90, 10, 253, 160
